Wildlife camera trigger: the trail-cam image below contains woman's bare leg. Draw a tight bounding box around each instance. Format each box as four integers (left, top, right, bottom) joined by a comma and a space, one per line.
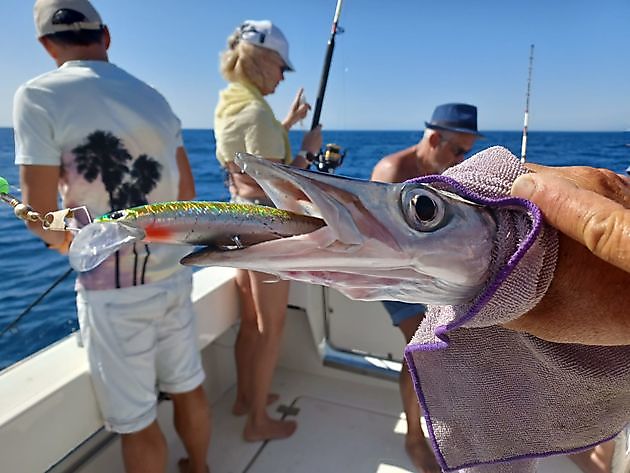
243, 271, 295, 441
232, 269, 279, 416
232, 269, 257, 415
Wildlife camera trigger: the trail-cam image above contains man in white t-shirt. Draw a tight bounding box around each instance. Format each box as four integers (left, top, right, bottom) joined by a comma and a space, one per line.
13, 1, 210, 472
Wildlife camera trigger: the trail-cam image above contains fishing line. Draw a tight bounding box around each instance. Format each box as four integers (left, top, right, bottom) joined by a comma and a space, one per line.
0, 267, 74, 338
0, 175, 79, 337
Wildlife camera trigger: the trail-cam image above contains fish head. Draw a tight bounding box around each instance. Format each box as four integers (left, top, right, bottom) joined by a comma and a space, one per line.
182, 153, 497, 304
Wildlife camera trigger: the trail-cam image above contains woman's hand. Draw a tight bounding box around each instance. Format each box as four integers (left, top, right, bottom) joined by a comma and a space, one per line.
282, 88, 310, 130
300, 125, 323, 155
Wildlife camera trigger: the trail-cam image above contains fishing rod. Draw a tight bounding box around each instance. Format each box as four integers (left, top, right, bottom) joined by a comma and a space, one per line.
520, 44, 535, 163
309, 0, 346, 173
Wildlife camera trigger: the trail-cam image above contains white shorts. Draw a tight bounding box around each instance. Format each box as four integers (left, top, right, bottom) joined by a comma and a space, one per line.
76, 268, 205, 434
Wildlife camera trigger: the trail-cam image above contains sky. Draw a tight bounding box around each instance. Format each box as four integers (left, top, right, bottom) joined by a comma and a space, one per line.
0, 0, 629, 131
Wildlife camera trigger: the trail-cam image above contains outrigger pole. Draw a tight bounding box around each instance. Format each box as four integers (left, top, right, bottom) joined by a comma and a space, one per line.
520, 44, 535, 163
310, 0, 344, 130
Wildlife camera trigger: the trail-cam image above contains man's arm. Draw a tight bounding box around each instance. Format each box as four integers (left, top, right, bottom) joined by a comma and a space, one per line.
176, 146, 196, 201
19, 164, 68, 248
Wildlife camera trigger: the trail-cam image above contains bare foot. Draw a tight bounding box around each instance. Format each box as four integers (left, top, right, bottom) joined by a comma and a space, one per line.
243, 417, 297, 442
232, 393, 280, 416
177, 458, 210, 473
405, 436, 441, 473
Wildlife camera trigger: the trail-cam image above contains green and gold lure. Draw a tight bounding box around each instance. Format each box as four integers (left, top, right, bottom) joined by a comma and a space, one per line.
69, 201, 324, 272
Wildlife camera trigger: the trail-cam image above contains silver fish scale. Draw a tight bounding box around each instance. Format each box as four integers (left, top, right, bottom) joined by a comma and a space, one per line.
120, 202, 323, 248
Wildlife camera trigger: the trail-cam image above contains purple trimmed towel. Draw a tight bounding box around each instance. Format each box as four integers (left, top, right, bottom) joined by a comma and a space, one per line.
404, 147, 630, 472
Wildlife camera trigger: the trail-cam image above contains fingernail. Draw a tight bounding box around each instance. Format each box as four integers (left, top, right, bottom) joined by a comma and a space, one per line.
511, 174, 537, 199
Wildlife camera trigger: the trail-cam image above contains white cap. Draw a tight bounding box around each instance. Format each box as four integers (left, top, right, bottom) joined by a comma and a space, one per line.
34, 0, 103, 38
239, 20, 294, 71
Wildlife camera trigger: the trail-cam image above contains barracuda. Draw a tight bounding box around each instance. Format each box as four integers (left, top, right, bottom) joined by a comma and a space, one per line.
68, 201, 324, 273
181, 153, 497, 305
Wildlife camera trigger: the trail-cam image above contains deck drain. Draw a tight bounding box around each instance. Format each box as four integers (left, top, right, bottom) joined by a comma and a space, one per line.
276, 404, 300, 416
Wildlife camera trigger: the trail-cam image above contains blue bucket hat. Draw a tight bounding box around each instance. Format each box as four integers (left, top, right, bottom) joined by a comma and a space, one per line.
425, 103, 483, 137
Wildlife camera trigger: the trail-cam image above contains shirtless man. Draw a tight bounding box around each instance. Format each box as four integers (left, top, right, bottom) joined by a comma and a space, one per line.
371, 103, 482, 472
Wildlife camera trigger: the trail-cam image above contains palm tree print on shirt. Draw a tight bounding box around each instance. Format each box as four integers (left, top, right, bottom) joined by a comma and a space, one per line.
74, 131, 163, 287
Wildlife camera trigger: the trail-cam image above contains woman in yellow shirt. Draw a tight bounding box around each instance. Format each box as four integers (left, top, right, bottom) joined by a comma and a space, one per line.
214, 19, 322, 441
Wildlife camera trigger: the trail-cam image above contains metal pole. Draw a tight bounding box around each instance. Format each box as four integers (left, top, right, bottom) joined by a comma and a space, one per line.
521, 44, 535, 163
311, 0, 344, 130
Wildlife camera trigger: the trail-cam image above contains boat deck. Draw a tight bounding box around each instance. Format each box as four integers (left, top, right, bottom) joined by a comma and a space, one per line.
78, 309, 583, 473
186, 367, 580, 473
66, 283, 585, 473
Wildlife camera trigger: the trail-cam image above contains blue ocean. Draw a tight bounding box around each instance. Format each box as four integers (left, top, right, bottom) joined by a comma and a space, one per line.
1, 128, 628, 370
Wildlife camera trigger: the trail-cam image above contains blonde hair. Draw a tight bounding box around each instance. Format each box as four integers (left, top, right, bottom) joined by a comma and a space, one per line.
220, 28, 282, 92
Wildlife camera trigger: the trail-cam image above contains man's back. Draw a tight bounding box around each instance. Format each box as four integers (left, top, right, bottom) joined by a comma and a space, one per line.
14, 60, 187, 289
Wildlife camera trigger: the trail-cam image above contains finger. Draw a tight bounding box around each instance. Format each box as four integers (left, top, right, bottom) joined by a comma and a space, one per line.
525, 164, 630, 205
512, 173, 630, 272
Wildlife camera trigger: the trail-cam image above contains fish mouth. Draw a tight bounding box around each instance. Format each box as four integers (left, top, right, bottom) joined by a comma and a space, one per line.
182, 153, 496, 304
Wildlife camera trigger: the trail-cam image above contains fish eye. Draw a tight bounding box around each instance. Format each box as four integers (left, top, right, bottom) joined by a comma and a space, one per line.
108, 210, 125, 220
401, 186, 448, 232
413, 194, 437, 221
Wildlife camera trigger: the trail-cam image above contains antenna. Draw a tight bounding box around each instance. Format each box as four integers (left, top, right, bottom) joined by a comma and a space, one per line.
521, 44, 534, 163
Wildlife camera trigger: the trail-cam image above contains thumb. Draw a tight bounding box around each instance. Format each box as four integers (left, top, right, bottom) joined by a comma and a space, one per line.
512, 173, 630, 272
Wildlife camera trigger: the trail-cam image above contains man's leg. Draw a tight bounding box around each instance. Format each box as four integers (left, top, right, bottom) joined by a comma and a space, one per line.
569, 440, 615, 473
121, 421, 167, 473
77, 287, 169, 473
398, 316, 441, 473
171, 385, 211, 473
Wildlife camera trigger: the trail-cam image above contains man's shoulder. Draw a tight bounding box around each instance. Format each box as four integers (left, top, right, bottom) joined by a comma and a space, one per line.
378, 146, 418, 169
381, 145, 418, 163
18, 68, 63, 92
372, 145, 421, 182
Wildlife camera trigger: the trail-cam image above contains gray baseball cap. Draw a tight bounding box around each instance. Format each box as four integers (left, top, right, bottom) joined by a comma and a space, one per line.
34, 0, 103, 38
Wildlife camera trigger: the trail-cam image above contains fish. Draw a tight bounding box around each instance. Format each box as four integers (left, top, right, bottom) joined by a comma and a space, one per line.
68, 201, 325, 273
181, 153, 497, 305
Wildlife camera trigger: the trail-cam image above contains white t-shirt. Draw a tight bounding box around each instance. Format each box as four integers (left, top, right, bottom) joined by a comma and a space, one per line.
14, 60, 189, 290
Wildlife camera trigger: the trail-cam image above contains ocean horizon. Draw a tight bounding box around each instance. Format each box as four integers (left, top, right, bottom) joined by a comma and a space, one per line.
1, 128, 629, 370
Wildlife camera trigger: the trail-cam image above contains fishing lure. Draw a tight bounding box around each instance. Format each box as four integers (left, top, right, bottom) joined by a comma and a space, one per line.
68, 201, 324, 272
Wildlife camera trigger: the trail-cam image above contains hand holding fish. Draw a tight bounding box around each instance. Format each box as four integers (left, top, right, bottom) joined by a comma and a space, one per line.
505, 164, 630, 345
512, 164, 630, 272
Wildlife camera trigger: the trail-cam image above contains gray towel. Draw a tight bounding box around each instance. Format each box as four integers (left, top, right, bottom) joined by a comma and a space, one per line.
404, 146, 630, 472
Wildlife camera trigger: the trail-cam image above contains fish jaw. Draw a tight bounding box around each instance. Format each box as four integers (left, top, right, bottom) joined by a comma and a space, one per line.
181, 153, 497, 305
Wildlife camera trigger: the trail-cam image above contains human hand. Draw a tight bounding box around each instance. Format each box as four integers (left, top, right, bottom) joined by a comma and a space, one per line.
503, 164, 630, 345
283, 88, 310, 130
512, 164, 630, 272
300, 124, 323, 156
43, 230, 73, 254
